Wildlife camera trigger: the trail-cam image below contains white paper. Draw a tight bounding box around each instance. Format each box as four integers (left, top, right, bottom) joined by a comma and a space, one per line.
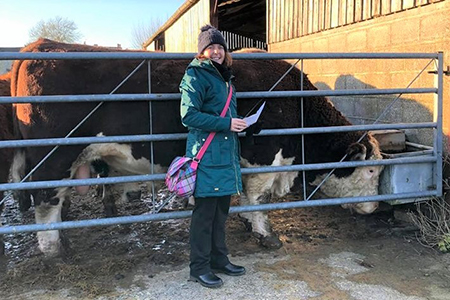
243, 101, 265, 126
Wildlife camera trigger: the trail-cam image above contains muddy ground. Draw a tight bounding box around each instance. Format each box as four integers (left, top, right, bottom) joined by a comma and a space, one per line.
1, 187, 450, 299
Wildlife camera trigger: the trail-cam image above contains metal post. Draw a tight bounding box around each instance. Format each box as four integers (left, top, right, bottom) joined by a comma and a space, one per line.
300, 59, 307, 201
148, 60, 157, 212
434, 52, 444, 196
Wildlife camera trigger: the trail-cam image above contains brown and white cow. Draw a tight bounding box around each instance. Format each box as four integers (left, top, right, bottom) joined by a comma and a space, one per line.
11, 39, 382, 256
0, 72, 14, 254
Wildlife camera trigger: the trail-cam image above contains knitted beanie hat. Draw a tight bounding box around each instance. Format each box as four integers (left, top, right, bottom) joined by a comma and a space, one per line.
197, 24, 228, 54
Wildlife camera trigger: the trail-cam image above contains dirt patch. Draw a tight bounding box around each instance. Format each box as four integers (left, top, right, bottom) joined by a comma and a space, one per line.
1, 189, 449, 299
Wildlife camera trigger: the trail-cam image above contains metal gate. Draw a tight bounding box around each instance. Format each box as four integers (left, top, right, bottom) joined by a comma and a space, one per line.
0, 51, 444, 235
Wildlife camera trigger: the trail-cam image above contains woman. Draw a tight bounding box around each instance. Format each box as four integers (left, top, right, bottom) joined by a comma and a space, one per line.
179, 25, 248, 289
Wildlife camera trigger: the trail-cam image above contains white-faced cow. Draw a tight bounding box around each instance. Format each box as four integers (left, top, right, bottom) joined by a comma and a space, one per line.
0, 72, 14, 254
11, 39, 382, 256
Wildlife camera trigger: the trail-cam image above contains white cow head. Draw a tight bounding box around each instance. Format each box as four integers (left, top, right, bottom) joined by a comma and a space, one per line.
311, 164, 383, 215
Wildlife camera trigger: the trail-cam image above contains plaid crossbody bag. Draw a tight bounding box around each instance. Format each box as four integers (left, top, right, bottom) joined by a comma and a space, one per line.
165, 85, 233, 198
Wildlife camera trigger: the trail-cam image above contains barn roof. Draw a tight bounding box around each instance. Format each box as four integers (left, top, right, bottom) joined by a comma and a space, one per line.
142, 0, 200, 49
142, 0, 265, 49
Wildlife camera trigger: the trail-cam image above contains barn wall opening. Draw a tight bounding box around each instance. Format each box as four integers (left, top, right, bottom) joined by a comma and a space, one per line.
217, 0, 267, 51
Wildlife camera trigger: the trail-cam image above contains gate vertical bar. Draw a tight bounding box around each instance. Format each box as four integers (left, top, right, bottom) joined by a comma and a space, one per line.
148, 60, 156, 211
300, 59, 307, 201
434, 52, 443, 196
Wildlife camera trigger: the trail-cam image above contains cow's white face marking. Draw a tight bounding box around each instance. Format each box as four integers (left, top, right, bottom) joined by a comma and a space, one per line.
35, 200, 63, 256
311, 165, 383, 214
71, 142, 157, 177
240, 142, 384, 238
69, 141, 165, 198
241, 149, 297, 199
240, 149, 297, 237
11, 150, 26, 183
40, 141, 166, 256
311, 136, 383, 215
341, 201, 379, 215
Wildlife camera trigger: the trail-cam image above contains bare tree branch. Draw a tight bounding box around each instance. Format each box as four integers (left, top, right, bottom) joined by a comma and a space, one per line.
29, 16, 82, 44
130, 18, 164, 49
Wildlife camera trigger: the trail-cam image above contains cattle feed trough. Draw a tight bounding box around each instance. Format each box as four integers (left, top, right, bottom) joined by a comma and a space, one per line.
0, 40, 443, 257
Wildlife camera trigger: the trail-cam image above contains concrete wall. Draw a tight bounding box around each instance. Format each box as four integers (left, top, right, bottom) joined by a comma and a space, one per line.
269, 1, 450, 150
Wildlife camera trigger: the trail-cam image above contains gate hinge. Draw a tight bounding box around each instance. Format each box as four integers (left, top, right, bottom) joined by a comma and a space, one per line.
428, 66, 450, 76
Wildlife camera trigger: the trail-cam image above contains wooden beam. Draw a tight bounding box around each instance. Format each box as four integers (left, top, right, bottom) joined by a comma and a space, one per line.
210, 0, 219, 27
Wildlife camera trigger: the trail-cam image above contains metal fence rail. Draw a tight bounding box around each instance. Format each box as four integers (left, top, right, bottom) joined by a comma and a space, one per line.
0, 122, 437, 149
0, 52, 439, 60
0, 156, 437, 192
0, 51, 443, 236
0, 88, 437, 104
0, 191, 437, 235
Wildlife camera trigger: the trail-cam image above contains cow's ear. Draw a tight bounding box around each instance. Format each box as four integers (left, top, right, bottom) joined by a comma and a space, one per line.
346, 143, 366, 161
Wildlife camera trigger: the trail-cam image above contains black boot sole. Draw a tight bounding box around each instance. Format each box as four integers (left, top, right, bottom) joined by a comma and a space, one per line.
211, 268, 246, 276
189, 276, 223, 288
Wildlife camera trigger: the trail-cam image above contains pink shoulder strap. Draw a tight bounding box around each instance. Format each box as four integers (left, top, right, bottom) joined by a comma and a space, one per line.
194, 85, 233, 162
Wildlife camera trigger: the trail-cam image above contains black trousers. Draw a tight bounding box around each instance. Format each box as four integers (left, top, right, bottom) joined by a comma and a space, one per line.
189, 195, 231, 276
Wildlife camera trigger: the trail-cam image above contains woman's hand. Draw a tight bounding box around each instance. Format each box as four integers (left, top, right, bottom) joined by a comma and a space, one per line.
230, 118, 248, 132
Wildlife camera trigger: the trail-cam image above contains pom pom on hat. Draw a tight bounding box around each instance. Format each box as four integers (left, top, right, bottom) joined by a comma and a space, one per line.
197, 24, 228, 54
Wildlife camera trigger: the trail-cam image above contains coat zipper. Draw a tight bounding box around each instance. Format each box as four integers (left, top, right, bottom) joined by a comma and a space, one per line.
212, 62, 240, 195
226, 82, 241, 195
231, 132, 240, 195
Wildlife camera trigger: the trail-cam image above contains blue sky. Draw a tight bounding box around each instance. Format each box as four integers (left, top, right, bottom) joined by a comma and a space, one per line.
0, 0, 185, 48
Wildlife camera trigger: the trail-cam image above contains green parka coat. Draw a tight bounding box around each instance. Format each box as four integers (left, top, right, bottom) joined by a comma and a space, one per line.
179, 58, 243, 198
